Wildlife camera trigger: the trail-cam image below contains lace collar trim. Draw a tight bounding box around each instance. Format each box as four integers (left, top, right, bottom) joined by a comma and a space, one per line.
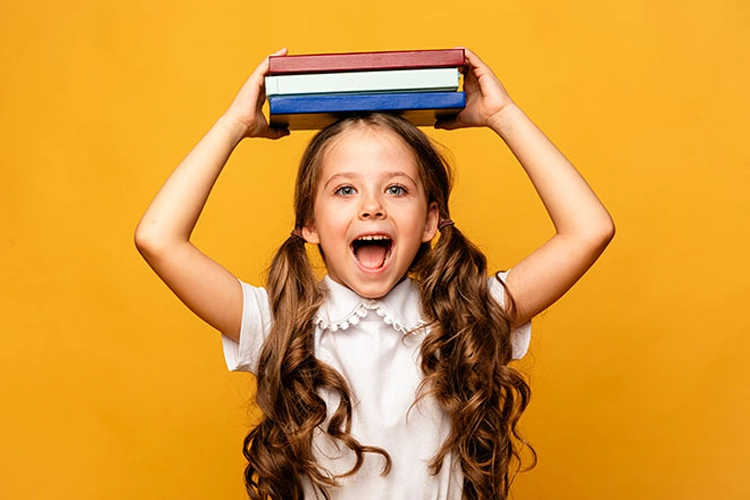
314, 276, 427, 335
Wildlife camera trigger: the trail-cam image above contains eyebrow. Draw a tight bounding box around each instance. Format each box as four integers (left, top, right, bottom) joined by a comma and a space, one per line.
323, 171, 417, 188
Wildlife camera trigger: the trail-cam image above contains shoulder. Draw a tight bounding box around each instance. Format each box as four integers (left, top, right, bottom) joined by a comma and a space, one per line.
489, 271, 531, 360
489, 271, 511, 306
222, 280, 272, 372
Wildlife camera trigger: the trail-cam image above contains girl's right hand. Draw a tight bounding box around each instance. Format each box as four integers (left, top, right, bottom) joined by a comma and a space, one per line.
221, 48, 290, 140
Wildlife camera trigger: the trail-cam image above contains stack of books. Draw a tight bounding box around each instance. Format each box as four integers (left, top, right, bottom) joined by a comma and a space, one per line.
266, 49, 466, 130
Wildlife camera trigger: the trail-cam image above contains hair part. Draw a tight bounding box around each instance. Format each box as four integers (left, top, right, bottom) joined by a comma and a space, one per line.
243, 112, 534, 500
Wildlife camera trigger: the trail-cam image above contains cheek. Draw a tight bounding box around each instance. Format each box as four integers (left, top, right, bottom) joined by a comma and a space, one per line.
314, 205, 350, 242
405, 203, 430, 226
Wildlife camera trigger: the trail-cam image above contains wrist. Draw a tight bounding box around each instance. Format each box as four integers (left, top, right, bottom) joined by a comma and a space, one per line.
486, 102, 524, 139
216, 113, 250, 145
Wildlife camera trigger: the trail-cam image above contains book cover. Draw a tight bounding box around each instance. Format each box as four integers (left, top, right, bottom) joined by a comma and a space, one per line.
268, 92, 465, 130
265, 68, 461, 97
268, 49, 465, 75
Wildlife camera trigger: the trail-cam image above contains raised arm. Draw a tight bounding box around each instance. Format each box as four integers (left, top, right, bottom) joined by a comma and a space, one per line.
437, 48, 615, 326
134, 49, 289, 341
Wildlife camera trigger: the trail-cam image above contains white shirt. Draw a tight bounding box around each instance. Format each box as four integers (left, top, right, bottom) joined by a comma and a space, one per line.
222, 273, 530, 499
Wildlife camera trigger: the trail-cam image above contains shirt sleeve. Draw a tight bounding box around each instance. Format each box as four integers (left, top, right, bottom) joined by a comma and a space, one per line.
221, 281, 273, 373
489, 272, 531, 360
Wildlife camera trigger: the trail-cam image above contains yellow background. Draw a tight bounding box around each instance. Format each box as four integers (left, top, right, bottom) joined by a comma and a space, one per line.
2, 1, 748, 498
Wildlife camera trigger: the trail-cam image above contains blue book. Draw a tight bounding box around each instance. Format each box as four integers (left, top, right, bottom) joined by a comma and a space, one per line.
269, 92, 465, 129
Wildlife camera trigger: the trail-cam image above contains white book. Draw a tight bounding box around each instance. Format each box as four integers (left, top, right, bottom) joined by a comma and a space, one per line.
265, 68, 461, 96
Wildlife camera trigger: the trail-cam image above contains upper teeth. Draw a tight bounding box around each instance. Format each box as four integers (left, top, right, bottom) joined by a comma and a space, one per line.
358, 235, 388, 241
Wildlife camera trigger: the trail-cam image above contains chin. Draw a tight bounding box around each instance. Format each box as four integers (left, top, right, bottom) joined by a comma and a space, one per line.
349, 278, 399, 299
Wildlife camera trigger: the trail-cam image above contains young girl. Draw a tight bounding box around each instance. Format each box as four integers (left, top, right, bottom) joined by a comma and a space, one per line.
135, 48, 614, 500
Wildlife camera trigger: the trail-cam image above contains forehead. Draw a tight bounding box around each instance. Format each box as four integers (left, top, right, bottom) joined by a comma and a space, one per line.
319, 125, 420, 180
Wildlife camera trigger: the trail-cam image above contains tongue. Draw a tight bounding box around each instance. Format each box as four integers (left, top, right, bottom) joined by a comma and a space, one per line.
356, 244, 388, 269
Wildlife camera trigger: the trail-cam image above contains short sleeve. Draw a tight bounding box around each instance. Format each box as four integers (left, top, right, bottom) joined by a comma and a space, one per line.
221, 281, 273, 373
489, 272, 531, 360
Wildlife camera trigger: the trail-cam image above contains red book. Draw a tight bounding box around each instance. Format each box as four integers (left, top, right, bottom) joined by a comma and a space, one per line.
269, 49, 465, 75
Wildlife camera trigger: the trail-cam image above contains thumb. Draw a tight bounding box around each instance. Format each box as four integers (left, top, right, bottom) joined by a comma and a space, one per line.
264, 126, 290, 140
434, 116, 462, 130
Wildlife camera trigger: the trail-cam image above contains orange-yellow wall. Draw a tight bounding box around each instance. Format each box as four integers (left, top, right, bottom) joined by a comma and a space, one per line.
2, 1, 748, 499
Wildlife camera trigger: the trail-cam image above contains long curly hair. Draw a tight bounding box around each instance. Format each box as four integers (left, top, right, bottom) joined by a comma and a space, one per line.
242, 113, 534, 499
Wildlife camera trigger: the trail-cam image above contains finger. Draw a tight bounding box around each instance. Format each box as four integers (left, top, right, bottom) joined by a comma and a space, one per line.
249, 47, 289, 84
462, 48, 486, 69
452, 46, 483, 71
463, 49, 499, 86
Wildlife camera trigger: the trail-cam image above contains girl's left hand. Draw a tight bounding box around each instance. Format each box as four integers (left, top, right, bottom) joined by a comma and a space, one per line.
435, 48, 514, 130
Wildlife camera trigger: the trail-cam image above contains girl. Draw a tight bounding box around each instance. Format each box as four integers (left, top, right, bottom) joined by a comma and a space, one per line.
135, 48, 614, 499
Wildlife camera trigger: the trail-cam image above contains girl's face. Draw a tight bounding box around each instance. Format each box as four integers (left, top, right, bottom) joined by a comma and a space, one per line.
302, 125, 439, 299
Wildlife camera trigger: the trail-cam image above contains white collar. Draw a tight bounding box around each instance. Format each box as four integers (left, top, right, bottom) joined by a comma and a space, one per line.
315, 276, 427, 335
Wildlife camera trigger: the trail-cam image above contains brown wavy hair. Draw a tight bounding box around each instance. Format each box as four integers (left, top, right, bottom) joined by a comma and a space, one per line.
243, 113, 534, 499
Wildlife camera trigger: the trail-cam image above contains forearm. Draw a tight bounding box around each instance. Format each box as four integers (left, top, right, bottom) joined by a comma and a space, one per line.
489, 103, 614, 323
135, 115, 246, 253
489, 103, 614, 243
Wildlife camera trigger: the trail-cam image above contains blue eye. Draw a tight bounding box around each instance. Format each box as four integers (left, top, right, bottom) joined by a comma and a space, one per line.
335, 185, 355, 196
386, 185, 407, 196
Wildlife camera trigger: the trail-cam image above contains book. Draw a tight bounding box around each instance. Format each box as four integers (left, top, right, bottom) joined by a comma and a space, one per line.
268, 49, 465, 75
268, 92, 465, 129
265, 68, 461, 97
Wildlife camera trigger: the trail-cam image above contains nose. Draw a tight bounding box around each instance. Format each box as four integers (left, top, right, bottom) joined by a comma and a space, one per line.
359, 192, 385, 220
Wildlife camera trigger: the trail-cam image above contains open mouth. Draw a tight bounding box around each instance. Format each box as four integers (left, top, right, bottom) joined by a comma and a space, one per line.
351, 235, 393, 270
